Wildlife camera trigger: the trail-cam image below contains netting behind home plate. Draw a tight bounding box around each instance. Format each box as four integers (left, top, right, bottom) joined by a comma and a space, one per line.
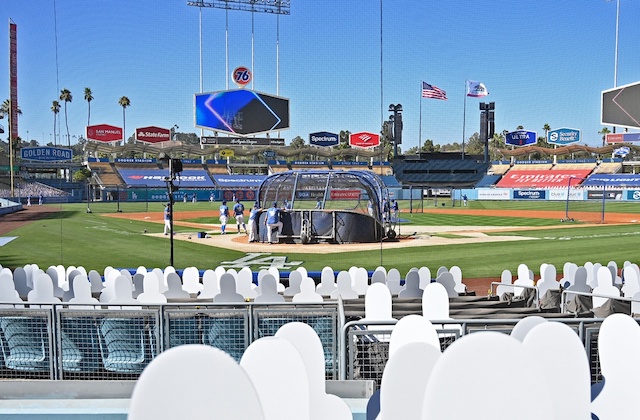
562, 177, 609, 223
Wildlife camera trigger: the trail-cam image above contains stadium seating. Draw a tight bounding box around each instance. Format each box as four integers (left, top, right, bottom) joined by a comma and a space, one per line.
593, 161, 623, 174
88, 161, 123, 185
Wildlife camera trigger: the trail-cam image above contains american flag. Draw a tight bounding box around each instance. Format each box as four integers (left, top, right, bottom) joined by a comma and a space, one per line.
422, 81, 447, 100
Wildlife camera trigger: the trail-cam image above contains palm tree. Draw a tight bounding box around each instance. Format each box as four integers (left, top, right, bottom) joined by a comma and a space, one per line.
543, 124, 551, 140
84, 87, 93, 126
1, 99, 22, 148
60, 88, 72, 147
598, 127, 611, 147
51, 100, 60, 146
118, 96, 131, 144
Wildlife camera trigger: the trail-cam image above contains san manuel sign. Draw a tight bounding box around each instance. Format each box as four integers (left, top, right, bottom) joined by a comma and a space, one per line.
21, 147, 72, 162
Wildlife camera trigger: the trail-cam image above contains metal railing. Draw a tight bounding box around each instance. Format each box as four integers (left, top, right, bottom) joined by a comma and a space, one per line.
0, 301, 340, 381
342, 318, 613, 387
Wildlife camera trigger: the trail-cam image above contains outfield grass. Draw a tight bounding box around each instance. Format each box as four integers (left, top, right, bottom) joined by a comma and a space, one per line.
1, 202, 638, 279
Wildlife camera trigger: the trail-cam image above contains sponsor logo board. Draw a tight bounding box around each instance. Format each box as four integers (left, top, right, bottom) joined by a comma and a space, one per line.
627, 190, 640, 200
548, 189, 584, 201
513, 190, 546, 200
349, 132, 380, 148
21, 147, 72, 162
587, 190, 623, 200
329, 189, 361, 200
477, 189, 510, 200
201, 136, 285, 146
309, 131, 339, 147
135, 126, 170, 143
547, 128, 580, 145
87, 124, 123, 142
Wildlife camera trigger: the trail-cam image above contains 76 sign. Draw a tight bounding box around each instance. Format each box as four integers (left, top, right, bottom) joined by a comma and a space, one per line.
232, 67, 252, 87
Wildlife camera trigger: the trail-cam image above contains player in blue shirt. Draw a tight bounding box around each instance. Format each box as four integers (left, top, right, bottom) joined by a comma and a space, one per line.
219, 200, 229, 234
247, 202, 261, 243
264, 201, 283, 244
391, 199, 399, 222
233, 199, 247, 233
163, 203, 172, 235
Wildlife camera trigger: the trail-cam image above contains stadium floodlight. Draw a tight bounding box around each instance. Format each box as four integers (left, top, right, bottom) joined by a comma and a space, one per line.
187, 0, 290, 15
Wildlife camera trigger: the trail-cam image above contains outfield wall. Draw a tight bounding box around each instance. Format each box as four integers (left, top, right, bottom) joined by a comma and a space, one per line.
454, 188, 640, 202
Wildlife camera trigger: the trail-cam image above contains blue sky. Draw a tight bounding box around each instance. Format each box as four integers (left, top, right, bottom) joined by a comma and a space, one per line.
1, 0, 639, 150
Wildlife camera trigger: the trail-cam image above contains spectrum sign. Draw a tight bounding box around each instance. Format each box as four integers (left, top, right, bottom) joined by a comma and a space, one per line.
86, 124, 123, 142
309, 131, 339, 147
135, 126, 170, 143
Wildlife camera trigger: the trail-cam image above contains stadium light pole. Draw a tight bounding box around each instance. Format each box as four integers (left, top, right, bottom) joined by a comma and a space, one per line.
606, 0, 620, 133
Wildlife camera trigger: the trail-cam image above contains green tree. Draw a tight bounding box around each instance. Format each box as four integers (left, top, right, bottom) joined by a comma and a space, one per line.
289, 135, 305, 149
60, 88, 72, 147
118, 96, 131, 145
598, 127, 611, 147
465, 132, 484, 155
0, 99, 22, 143
73, 166, 92, 182
51, 100, 61, 146
84, 87, 93, 126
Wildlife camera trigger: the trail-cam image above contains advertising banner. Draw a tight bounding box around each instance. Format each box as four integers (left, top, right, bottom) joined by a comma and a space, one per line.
477, 188, 510, 200
627, 190, 640, 201
548, 189, 584, 201
212, 175, 266, 188
349, 132, 380, 148
201, 136, 285, 146
513, 190, 546, 200
135, 126, 170, 143
87, 124, 123, 142
587, 190, 623, 200
505, 130, 537, 146
118, 169, 215, 187
330, 189, 361, 200
309, 132, 339, 147
21, 147, 72, 162
547, 128, 580, 145
605, 133, 640, 143
581, 174, 640, 187
496, 170, 592, 188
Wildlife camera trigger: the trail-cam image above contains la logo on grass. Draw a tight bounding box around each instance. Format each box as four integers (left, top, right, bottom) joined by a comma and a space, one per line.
220, 253, 303, 270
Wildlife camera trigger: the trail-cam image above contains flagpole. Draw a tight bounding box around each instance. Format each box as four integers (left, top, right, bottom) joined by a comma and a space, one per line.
419, 81, 422, 153
462, 79, 467, 160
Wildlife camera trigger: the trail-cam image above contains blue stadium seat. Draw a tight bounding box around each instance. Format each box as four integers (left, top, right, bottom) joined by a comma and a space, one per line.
203, 316, 247, 362
99, 318, 149, 373
0, 316, 50, 372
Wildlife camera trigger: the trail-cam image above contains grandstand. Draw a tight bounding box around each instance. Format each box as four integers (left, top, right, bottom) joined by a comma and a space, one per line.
88, 160, 124, 186
593, 161, 623, 174
392, 153, 490, 187
488, 162, 511, 175
205, 161, 230, 175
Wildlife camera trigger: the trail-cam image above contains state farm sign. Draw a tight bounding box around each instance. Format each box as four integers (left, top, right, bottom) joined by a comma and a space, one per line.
86, 124, 123, 142
135, 126, 170, 143
349, 132, 380, 148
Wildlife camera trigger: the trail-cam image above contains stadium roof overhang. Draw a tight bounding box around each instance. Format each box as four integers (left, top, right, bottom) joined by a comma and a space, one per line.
83, 141, 386, 159
498, 143, 640, 157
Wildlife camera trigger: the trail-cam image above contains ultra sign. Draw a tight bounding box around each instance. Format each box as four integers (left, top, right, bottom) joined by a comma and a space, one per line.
506, 130, 537, 147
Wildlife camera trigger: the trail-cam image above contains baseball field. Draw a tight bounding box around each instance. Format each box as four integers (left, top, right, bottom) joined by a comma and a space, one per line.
1, 200, 638, 295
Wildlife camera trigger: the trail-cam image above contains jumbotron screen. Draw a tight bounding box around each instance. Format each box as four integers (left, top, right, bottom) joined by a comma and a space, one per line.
195, 89, 289, 136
